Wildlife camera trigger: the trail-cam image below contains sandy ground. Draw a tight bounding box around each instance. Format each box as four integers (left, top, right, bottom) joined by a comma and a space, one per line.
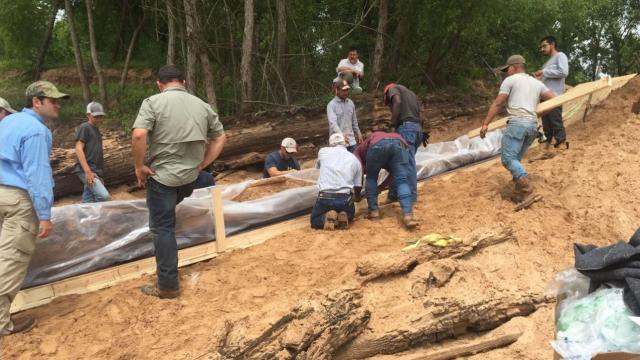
3, 77, 640, 359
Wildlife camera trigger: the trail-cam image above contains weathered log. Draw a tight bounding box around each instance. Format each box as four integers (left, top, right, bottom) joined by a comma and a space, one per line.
217, 289, 370, 360
51, 116, 329, 198
336, 293, 551, 359
409, 259, 457, 298
356, 228, 514, 283
395, 331, 523, 360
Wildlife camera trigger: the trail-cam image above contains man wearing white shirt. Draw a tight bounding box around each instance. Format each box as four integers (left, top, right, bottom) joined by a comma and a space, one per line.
336, 47, 364, 94
310, 133, 363, 230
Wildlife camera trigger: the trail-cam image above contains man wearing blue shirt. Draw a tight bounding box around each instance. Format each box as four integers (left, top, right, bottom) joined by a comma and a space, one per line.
263, 137, 300, 178
0, 81, 68, 336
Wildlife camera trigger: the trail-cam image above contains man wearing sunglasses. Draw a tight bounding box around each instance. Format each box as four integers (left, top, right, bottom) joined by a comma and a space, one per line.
535, 36, 569, 148
480, 55, 554, 205
0, 81, 69, 336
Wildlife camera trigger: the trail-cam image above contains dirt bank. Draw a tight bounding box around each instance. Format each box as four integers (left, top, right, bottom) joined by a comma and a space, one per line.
4, 77, 639, 359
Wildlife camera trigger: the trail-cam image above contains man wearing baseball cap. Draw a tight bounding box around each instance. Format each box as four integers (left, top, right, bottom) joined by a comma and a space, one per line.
73, 101, 111, 203
0, 97, 16, 121
0, 80, 68, 335
327, 79, 362, 153
480, 55, 554, 205
311, 133, 363, 230
263, 137, 301, 178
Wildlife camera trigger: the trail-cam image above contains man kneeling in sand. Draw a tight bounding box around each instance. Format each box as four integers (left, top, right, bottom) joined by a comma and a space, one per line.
310, 133, 363, 230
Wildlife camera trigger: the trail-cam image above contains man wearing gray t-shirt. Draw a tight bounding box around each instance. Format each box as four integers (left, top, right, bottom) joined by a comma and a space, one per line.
535, 36, 569, 148
480, 55, 554, 204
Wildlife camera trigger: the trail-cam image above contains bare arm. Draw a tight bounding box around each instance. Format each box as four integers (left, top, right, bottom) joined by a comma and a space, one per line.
479, 94, 508, 138
131, 128, 155, 187
199, 133, 226, 170
75, 141, 95, 185
267, 167, 296, 177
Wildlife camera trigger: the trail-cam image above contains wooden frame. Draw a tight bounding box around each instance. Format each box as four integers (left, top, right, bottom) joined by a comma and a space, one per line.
11, 74, 636, 314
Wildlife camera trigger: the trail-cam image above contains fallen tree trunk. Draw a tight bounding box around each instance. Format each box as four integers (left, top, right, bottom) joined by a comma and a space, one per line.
51, 115, 329, 198
356, 228, 514, 283
336, 293, 550, 359
216, 289, 370, 360
397, 331, 523, 360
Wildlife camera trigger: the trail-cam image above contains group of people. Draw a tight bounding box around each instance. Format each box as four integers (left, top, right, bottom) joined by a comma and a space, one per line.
0, 36, 569, 336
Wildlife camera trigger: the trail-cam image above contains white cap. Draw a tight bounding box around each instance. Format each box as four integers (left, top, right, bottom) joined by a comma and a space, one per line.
0, 97, 16, 114
86, 101, 106, 116
281, 137, 297, 153
329, 133, 346, 146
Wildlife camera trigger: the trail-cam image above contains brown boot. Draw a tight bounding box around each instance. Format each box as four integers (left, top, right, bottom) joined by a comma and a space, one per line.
337, 211, 349, 230
0, 316, 36, 336
512, 176, 535, 203
323, 210, 338, 230
402, 213, 418, 230
141, 285, 180, 299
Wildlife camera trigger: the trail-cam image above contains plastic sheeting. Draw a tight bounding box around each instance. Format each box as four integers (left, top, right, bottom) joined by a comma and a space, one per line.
23, 131, 502, 288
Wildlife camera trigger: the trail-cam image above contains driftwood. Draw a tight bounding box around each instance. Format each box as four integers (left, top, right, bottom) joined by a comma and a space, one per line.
51, 116, 328, 198
409, 259, 457, 298
356, 228, 514, 282
216, 289, 370, 360
336, 293, 551, 359
396, 331, 523, 360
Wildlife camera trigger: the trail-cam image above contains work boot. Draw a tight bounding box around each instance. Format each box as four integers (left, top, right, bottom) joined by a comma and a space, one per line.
402, 213, 418, 230
337, 211, 349, 230
0, 316, 36, 336
512, 176, 535, 203
324, 210, 338, 230
366, 210, 380, 220
140, 285, 180, 299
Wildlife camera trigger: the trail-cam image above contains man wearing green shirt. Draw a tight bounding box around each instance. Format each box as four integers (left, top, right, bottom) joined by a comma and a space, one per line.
132, 65, 226, 298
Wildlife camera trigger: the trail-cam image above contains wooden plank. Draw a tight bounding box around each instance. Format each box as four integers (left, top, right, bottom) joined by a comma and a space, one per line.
211, 187, 227, 252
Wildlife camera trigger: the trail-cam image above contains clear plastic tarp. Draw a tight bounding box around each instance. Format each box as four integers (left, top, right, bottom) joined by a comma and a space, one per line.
23, 131, 502, 288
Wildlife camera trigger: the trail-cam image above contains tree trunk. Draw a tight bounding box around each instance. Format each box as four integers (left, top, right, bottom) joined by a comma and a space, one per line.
64, 0, 92, 104
85, 0, 109, 107
275, 0, 289, 104
223, 0, 238, 111
370, 0, 389, 89
183, 0, 217, 109
183, 0, 198, 94
119, 6, 146, 92
239, 0, 255, 115
110, 0, 129, 65
33, 0, 61, 80
166, 0, 176, 65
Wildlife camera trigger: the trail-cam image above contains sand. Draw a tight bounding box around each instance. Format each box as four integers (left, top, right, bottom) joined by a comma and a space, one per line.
3, 77, 640, 359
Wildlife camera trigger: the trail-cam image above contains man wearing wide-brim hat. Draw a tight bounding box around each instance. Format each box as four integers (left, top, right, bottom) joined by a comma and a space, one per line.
0, 80, 69, 336
480, 55, 554, 205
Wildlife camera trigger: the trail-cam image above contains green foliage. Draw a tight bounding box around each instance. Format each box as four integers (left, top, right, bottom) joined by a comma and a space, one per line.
1, 0, 639, 125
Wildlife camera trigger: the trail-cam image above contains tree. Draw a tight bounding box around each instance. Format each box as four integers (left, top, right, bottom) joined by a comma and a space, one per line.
85, 0, 108, 107
183, 0, 197, 93
239, 0, 254, 115
275, 0, 289, 104
63, 0, 92, 104
119, 2, 146, 92
183, 0, 217, 108
33, 0, 61, 80
370, 0, 388, 89
166, 0, 176, 65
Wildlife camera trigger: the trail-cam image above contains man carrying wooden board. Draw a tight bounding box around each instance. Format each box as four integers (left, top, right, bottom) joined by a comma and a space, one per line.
132, 65, 226, 299
480, 55, 554, 204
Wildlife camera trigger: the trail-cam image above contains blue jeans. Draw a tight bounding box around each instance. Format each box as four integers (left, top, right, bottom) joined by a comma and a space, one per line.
146, 177, 199, 291
76, 171, 111, 203
346, 144, 357, 153
310, 192, 355, 229
390, 121, 421, 202
366, 139, 413, 215
501, 121, 538, 181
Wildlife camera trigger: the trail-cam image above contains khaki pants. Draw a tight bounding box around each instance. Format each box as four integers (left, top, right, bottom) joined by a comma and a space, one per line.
0, 186, 38, 333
